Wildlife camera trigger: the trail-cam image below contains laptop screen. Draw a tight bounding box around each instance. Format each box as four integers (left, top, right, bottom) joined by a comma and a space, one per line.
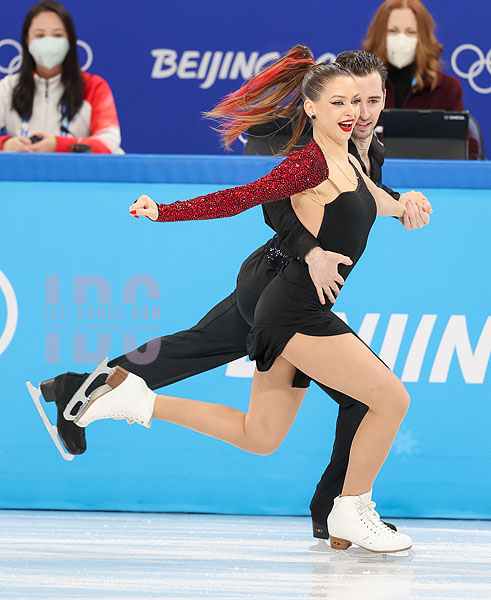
382, 109, 469, 160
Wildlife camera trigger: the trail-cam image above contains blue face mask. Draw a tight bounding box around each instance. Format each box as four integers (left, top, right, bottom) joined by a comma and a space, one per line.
28, 36, 70, 70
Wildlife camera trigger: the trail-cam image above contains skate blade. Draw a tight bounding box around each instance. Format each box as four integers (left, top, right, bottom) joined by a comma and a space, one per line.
346, 546, 415, 562
26, 382, 74, 462
63, 358, 113, 422
309, 540, 332, 553
308, 540, 415, 563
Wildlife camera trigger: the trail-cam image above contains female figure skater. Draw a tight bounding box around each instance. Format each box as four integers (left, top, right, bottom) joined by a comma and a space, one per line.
70, 46, 429, 553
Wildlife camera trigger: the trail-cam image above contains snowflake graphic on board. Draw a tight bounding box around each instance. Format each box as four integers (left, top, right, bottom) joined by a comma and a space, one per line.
393, 429, 419, 457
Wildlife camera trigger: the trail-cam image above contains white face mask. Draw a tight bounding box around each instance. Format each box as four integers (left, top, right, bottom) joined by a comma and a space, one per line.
386, 34, 418, 69
29, 36, 70, 70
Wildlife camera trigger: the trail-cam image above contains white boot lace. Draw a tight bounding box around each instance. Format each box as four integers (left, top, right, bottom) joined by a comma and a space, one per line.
357, 500, 395, 537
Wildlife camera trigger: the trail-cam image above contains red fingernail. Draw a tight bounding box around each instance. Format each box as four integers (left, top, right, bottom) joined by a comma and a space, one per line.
134, 215, 139, 219
130, 210, 136, 214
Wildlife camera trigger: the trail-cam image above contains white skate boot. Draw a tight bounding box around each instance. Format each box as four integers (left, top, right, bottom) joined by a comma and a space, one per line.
327, 491, 412, 553
74, 367, 157, 428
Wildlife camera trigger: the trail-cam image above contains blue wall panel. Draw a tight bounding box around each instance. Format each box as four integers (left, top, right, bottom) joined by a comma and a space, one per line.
0, 0, 489, 155
0, 156, 490, 519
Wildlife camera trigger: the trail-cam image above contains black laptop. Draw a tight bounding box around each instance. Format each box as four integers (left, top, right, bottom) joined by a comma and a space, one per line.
382, 109, 469, 159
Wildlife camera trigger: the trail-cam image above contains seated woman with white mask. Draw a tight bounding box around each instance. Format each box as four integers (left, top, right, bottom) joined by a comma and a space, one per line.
363, 0, 464, 112
0, 0, 123, 153
363, 0, 478, 157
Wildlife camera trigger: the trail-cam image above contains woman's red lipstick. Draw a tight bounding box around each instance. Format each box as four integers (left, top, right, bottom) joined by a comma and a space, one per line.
338, 120, 354, 132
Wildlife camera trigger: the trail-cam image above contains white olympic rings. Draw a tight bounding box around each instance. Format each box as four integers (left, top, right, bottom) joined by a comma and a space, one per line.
0, 38, 93, 76
0, 270, 18, 356
76, 40, 93, 72
451, 44, 491, 94
0, 39, 23, 75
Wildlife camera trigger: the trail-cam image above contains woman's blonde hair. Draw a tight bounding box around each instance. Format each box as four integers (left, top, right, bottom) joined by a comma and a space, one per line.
363, 0, 443, 91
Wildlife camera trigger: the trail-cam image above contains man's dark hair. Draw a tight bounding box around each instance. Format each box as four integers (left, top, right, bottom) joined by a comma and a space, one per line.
336, 50, 388, 90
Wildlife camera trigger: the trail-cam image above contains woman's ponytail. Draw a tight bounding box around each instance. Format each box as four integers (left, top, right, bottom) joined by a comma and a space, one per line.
204, 45, 316, 153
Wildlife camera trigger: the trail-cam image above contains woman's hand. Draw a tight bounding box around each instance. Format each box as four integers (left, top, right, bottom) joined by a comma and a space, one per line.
129, 195, 159, 221
30, 132, 57, 152
400, 199, 430, 229
399, 191, 432, 229
305, 247, 353, 305
2, 136, 33, 152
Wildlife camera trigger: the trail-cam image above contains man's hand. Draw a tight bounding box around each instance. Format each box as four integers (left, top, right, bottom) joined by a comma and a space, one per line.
304, 246, 353, 305
129, 195, 159, 221
400, 190, 433, 214
30, 131, 57, 152
2, 136, 33, 152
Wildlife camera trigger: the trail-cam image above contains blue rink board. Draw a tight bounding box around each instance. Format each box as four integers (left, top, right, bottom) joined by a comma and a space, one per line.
0, 152, 490, 189
0, 175, 490, 519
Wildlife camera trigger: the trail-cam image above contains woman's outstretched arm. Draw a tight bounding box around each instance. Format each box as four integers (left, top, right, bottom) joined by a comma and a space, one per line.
130, 142, 328, 222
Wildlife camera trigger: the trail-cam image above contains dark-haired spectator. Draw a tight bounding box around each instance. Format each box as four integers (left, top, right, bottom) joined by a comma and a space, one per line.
0, 0, 122, 153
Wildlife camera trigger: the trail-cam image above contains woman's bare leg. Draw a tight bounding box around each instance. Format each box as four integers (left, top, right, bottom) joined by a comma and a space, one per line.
152, 356, 307, 455
81, 329, 410, 551
152, 330, 407, 491
281, 333, 409, 496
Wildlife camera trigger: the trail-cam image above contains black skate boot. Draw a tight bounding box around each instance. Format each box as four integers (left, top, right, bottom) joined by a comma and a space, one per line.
40, 372, 89, 455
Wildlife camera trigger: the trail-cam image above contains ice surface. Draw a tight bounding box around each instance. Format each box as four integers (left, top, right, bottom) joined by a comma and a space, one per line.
0, 511, 489, 599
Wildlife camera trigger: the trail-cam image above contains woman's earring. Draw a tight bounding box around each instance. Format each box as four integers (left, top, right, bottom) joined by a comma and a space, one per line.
311, 115, 316, 120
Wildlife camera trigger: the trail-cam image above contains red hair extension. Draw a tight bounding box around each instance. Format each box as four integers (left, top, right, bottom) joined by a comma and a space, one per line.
203, 45, 316, 151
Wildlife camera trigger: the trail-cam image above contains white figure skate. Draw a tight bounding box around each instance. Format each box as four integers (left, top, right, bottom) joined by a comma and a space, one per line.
62, 358, 114, 422
75, 367, 157, 428
327, 491, 412, 553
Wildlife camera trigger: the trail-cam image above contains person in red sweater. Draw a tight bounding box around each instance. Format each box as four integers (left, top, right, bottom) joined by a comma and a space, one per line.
0, 1, 122, 154
363, 0, 478, 157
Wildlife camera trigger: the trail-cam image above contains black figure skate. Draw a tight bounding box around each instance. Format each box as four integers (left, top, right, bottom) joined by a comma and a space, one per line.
26, 358, 114, 460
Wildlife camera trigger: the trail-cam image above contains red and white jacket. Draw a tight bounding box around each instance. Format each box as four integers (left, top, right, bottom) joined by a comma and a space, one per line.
0, 71, 123, 153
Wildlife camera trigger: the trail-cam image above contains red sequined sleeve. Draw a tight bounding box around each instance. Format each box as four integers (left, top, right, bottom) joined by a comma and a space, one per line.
156, 140, 328, 222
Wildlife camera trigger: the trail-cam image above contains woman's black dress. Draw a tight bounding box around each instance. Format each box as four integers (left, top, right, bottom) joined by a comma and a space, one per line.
247, 162, 377, 371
